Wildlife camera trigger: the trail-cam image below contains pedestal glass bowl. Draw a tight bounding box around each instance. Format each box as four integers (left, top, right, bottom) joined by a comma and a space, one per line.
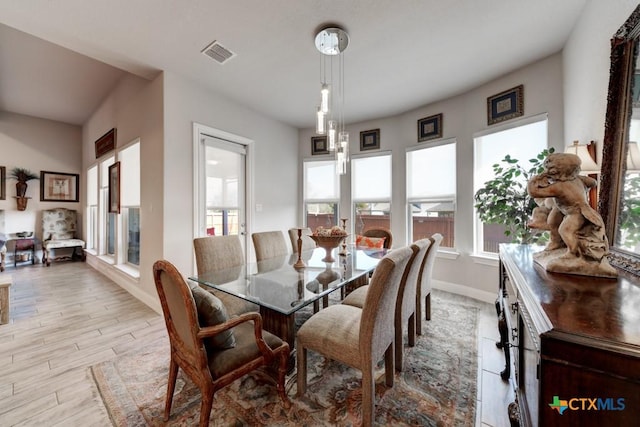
309, 235, 346, 262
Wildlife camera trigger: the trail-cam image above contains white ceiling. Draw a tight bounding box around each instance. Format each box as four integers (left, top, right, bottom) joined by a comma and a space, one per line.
0, 0, 587, 128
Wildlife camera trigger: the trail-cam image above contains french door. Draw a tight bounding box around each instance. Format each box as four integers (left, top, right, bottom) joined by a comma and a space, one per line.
195, 124, 252, 254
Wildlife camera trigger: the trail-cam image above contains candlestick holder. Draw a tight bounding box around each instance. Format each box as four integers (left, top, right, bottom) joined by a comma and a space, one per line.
339, 218, 349, 256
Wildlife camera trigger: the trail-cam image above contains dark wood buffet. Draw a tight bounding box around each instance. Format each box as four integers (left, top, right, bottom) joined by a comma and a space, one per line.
497, 244, 640, 427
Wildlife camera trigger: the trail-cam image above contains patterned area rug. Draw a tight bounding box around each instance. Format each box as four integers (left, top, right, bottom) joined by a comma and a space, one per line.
91, 290, 481, 426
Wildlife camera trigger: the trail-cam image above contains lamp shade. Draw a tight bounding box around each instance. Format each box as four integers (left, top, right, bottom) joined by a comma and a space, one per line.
565, 141, 599, 173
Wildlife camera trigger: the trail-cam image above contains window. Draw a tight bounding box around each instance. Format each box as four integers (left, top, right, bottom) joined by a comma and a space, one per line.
473, 117, 547, 254
119, 142, 140, 266
86, 165, 98, 252
304, 160, 339, 230
204, 139, 245, 236
99, 156, 115, 258
407, 140, 456, 247
352, 153, 391, 234
87, 139, 141, 273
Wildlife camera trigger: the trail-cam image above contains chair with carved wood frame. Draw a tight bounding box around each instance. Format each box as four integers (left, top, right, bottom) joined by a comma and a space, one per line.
153, 260, 290, 427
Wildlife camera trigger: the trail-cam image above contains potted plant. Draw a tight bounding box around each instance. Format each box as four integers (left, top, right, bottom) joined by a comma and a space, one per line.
474, 148, 554, 245
9, 167, 38, 197
9, 167, 39, 210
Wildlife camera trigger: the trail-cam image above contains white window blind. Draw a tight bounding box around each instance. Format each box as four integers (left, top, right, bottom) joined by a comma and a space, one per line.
352, 154, 391, 201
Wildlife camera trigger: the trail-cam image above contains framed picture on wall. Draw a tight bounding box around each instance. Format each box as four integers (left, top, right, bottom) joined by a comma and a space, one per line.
360, 129, 380, 151
95, 128, 117, 158
108, 162, 120, 213
487, 85, 524, 125
311, 136, 329, 155
0, 166, 5, 200
40, 171, 79, 202
417, 113, 443, 142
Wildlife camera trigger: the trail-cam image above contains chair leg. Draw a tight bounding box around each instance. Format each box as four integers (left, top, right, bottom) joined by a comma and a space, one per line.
277, 348, 291, 408
164, 358, 179, 421
394, 324, 403, 372
426, 293, 431, 321
408, 313, 416, 347
362, 365, 376, 427
296, 346, 307, 397
199, 390, 213, 427
416, 294, 423, 336
384, 342, 394, 387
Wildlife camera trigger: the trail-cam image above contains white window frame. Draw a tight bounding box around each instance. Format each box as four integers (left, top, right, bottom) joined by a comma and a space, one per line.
406, 138, 457, 248
472, 113, 548, 258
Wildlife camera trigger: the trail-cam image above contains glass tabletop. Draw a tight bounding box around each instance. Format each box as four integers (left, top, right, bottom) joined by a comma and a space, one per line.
189, 246, 387, 316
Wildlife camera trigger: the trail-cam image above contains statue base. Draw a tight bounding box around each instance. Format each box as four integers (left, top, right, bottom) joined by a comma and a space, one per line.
533, 248, 618, 279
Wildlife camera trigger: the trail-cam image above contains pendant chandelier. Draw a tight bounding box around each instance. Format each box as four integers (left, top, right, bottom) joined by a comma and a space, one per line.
315, 26, 349, 174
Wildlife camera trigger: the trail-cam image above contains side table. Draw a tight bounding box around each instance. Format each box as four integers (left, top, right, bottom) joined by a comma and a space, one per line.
11, 237, 39, 268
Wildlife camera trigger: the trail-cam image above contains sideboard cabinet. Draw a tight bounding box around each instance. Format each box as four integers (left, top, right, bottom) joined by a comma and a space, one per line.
497, 244, 640, 427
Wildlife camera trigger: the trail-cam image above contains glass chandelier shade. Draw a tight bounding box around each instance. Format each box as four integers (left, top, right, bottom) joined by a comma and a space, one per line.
314, 26, 350, 174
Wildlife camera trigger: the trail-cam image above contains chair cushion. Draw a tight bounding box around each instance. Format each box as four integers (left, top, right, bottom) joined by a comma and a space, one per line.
341, 284, 369, 308
43, 239, 85, 249
191, 286, 236, 350
207, 322, 284, 378
356, 235, 386, 249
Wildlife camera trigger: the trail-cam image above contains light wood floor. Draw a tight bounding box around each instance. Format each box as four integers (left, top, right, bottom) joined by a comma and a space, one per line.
0, 262, 512, 426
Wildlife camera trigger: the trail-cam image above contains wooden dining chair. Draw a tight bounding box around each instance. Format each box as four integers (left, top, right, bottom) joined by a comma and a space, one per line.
193, 235, 258, 316
153, 260, 290, 427
296, 246, 413, 427
287, 227, 316, 253
252, 231, 289, 261
342, 239, 431, 371
416, 233, 443, 335
362, 227, 393, 249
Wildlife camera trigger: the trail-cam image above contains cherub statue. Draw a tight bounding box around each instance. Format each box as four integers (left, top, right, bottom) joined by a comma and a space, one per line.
527, 152, 617, 278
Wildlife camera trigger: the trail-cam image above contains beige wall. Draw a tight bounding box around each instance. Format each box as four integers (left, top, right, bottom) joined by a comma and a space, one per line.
299, 53, 565, 300
162, 71, 299, 272
0, 111, 82, 242
82, 73, 164, 311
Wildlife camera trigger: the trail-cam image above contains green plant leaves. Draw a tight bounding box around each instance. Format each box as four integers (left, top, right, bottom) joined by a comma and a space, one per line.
474, 147, 554, 245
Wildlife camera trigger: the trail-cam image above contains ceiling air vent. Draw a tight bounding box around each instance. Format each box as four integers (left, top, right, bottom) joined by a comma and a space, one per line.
201, 40, 236, 64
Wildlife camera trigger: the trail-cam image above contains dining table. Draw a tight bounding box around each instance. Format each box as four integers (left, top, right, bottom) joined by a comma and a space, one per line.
189, 245, 387, 360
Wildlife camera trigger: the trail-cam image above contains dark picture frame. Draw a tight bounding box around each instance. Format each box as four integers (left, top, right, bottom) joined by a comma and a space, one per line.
417, 113, 443, 142
109, 162, 121, 213
0, 166, 5, 200
40, 171, 79, 202
311, 136, 329, 155
487, 85, 524, 125
95, 128, 117, 158
360, 129, 380, 151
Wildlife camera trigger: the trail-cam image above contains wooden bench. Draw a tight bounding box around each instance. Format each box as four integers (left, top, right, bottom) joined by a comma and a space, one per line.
0, 274, 11, 324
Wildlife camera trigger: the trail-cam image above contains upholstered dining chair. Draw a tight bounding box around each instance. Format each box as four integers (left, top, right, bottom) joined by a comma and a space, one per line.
193, 235, 258, 316
252, 231, 289, 261
361, 227, 393, 249
416, 233, 443, 335
342, 239, 431, 372
153, 260, 290, 427
287, 227, 316, 253
296, 246, 413, 427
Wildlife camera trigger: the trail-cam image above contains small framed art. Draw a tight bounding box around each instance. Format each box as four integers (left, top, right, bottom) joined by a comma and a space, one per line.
108, 162, 120, 213
360, 129, 380, 151
311, 136, 329, 155
418, 113, 443, 142
487, 85, 524, 125
0, 166, 5, 200
40, 171, 79, 202
95, 128, 117, 158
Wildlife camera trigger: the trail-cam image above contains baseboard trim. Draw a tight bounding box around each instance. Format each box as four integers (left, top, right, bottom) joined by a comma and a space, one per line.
432, 279, 496, 304
86, 255, 162, 314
